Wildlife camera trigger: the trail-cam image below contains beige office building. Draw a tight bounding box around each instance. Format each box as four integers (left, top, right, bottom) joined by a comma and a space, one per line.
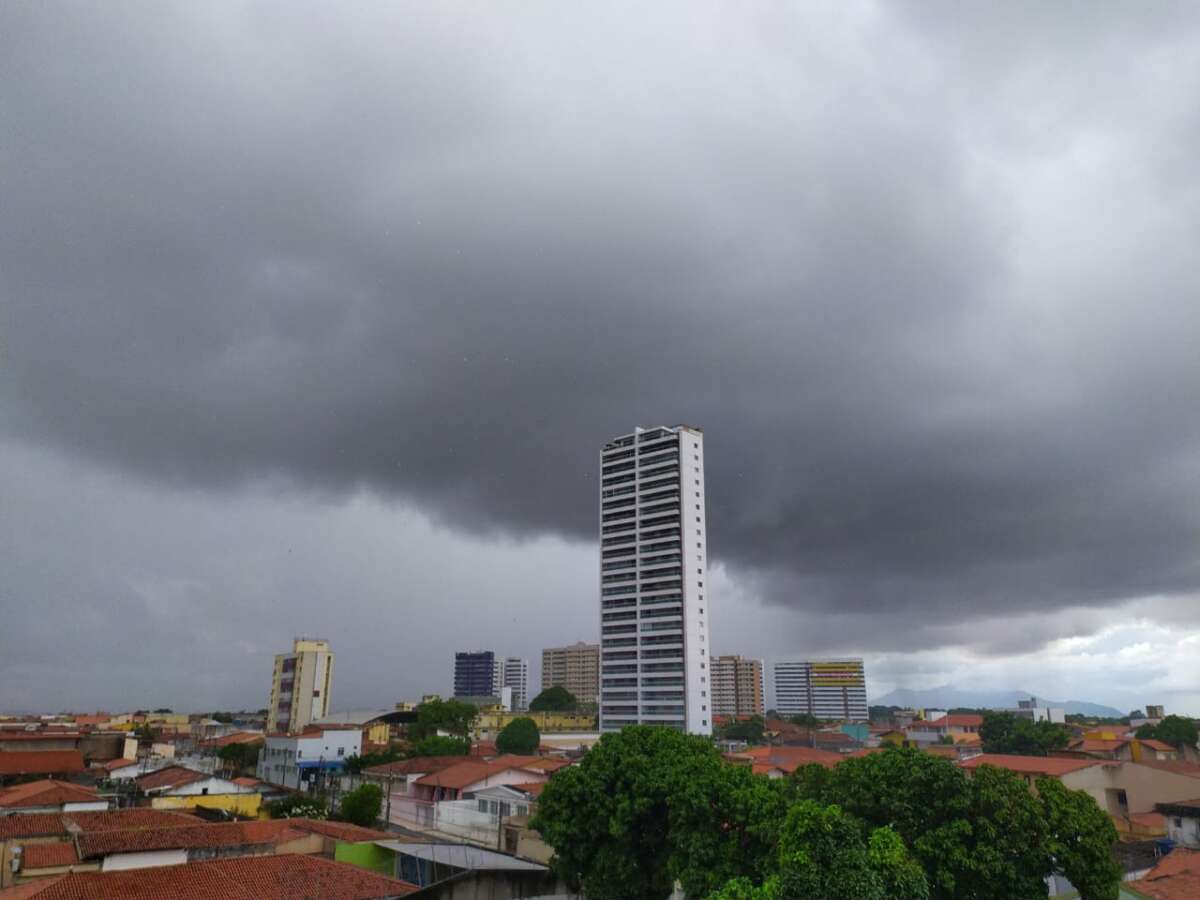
710, 655, 765, 717
542, 642, 600, 705
267, 638, 334, 734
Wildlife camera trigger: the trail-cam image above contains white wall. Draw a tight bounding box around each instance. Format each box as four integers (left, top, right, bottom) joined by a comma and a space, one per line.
101, 849, 187, 871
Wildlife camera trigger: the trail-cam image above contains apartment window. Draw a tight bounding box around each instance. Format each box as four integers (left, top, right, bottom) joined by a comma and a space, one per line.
701, 690, 706, 697
337, 747, 345, 757
698, 581, 703, 587
297, 750, 303, 759
702, 719, 708, 726
702, 705, 707, 711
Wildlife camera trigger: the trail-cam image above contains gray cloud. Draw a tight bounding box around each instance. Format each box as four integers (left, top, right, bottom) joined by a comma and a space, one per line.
3, 2, 1200, 708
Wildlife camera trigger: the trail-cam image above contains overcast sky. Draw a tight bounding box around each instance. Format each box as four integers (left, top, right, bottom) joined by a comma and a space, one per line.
3, 2, 1200, 716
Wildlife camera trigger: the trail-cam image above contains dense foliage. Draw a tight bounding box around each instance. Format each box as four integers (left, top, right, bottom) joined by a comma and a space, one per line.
530, 685, 577, 711
344, 749, 403, 774
534, 729, 1119, 900
979, 711, 1070, 756
216, 742, 260, 773
710, 801, 929, 900
1135, 715, 1198, 748
409, 735, 472, 757
338, 783, 383, 827
788, 713, 821, 728
717, 715, 766, 743
496, 717, 541, 754
268, 793, 329, 819
408, 698, 477, 740
791, 749, 1119, 900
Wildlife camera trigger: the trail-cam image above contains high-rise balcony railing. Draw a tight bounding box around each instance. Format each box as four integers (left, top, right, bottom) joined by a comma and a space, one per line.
639, 528, 679, 543
639, 605, 682, 620
639, 579, 682, 594
638, 475, 679, 493
638, 502, 679, 518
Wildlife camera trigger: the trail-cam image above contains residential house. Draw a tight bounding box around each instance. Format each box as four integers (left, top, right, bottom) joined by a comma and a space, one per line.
0, 781, 108, 816
0, 752, 85, 785
134, 765, 261, 817
0, 853, 417, 898
725, 745, 843, 777
1129, 848, 1200, 899
962, 755, 1200, 838
370, 840, 558, 897
255, 727, 362, 790
1157, 799, 1200, 850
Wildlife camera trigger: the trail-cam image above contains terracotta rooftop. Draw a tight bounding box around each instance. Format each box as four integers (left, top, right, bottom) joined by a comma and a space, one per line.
134, 765, 209, 792
1136, 760, 1200, 778
0, 733, 82, 743
0, 779, 98, 809
1132, 849, 1200, 900
1139, 739, 1180, 753
100, 757, 139, 772
960, 754, 1113, 777
0, 853, 418, 899
0, 809, 198, 842
414, 756, 558, 790
20, 843, 80, 870
205, 731, 265, 748
729, 745, 844, 770
0, 751, 85, 776
934, 714, 984, 728
511, 781, 546, 797
364, 755, 466, 777
287, 818, 394, 843
76, 821, 281, 857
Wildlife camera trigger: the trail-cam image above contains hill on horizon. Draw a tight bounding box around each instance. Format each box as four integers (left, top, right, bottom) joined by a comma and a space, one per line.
871, 686, 1125, 719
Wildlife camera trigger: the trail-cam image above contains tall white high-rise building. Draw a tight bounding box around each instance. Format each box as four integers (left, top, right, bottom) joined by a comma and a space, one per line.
772, 659, 868, 722
493, 657, 530, 711
599, 425, 711, 735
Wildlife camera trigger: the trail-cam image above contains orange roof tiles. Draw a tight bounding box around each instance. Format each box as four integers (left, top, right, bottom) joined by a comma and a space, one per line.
0, 779, 98, 809
1136, 760, 1200, 778
0, 733, 82, 743
932, 715, 984, 728
20, 843, 80, 870
0, 809, 197, 842
0, 751, 85, 776
960, 754, 1112, 777
1133, 849, 1200, 900
730, 745, 844, 771
134, 765, 208, 791
287, 818, 394, 843
1139, 739, 1179, 752
100, 757, 138, 772
364, 755, 466, 777
0, 853, 418, 899
511, 781, 546, 797
76, 821, 279, 857
414, 755, 560, 790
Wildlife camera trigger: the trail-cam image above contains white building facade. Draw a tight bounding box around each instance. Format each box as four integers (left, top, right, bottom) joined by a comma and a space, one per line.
599, 425, 711, 735
772, 659, 868, 722
256, 727, 362, 790
493, 657, 530, 711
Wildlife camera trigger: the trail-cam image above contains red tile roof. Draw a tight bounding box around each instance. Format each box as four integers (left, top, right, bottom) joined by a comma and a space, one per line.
1136, 760, 1200, 778
0, 853, 418, 898
134, 765, 209, 791
20, 843, 80, 870
932, 715, 984, 728
204, 731, 266, 748
100, 757, 139, 772
76, 821, 278, 857
511, 781, 546, 798
960, 754, 1112, 777
1139, 739, 1181, 753
0, 779, 99, 809
0, 733, 82, 743
232, 776, 262, 787
287, 818, 394, 843
729, 745, 844, 771
1069, 738, 1130, 753
1133, 849, 1200, 900
364, 755, 466, 777
414, 756, 557, 790
0, 809, 198, 842
0, 751, 85, 776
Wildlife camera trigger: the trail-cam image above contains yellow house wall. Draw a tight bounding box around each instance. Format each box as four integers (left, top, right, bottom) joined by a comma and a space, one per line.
474, 710, 597, 735
150, 792, 262, 817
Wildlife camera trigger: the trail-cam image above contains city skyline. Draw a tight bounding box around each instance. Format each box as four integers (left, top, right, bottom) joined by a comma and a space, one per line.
4, 3, 1200, 717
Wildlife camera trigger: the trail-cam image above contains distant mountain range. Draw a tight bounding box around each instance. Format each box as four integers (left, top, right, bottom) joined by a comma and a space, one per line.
870, 686, 1125, 719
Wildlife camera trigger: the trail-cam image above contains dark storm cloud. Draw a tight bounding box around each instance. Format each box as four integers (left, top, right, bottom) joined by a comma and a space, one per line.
4, 0, 1200, 652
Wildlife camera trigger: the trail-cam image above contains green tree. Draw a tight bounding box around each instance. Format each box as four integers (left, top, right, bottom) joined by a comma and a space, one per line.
791, 747, 1053, 899
1149, 715, 1198, 749
344, 749, 403, 774
268, 793, 329, 819
1037, 777, 1121, 900
210, 711, 234, 724
788, 713, 821, 728
338, 783, 383, 827
408, 698, 477, 740
496, 717, 540, 754
530, 685, 577, 711
409, 735, 471, 757
979, 711, 1069, 756
217, 742, 260, 774
710, 801, 929, 900
534, 726, 783, 899
1135, 723, 1157, 739
718, 715, 767, 743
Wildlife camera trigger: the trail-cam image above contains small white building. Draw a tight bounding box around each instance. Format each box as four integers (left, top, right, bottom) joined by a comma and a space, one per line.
255, 727, 362, 789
